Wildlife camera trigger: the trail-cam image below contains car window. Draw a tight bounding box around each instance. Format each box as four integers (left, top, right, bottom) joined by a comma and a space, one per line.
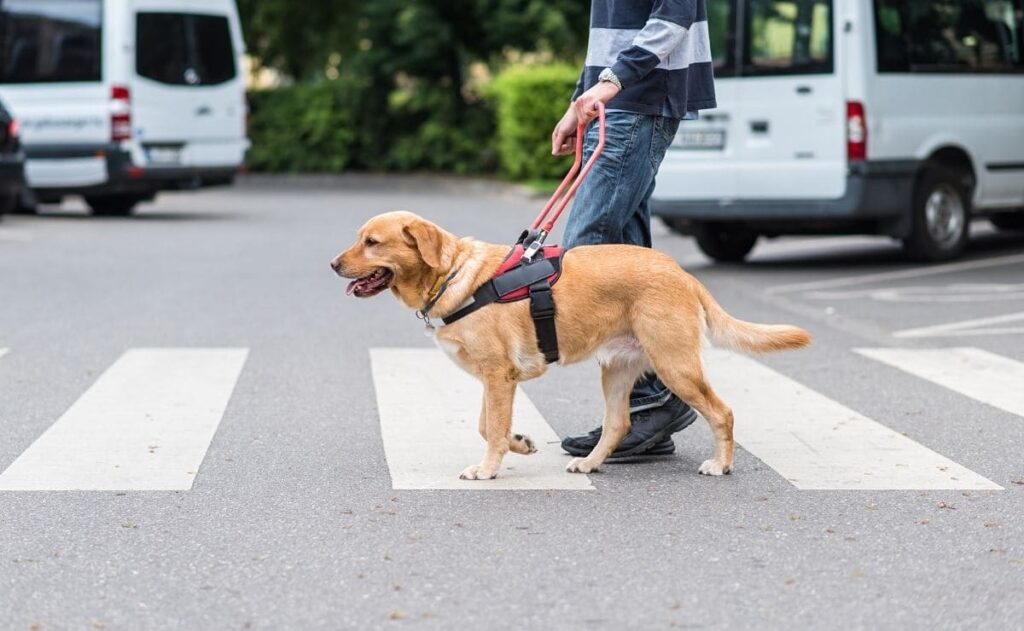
743, 0, 834, 76
191, 15, 236, 85
136, 12, 236, 86
136, 13, 190, 85
875, 0, 1024, 73
0, 0, 102, 83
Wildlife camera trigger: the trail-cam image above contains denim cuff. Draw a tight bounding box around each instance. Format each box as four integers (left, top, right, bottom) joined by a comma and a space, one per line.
629, 388, 673, 413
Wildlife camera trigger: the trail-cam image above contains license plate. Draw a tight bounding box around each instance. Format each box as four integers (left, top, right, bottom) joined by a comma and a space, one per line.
145, 146, 182, 165
673, 129, 726, 151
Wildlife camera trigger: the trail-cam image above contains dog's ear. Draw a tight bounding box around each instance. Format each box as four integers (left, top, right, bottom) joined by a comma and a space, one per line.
402, 219, 443, 268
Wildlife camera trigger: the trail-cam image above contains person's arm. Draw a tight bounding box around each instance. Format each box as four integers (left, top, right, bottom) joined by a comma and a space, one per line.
574, 0, 698, 124
611, 0, 698, 89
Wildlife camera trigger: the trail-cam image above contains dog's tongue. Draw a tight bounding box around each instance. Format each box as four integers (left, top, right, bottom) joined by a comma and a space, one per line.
346, 279, 359, 295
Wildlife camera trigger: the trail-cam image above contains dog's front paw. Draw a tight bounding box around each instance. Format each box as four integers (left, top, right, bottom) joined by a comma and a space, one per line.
566, 457, 599, 474
509, 433, 538, 455
459, 464, 498, 480
698, 459, 733, 476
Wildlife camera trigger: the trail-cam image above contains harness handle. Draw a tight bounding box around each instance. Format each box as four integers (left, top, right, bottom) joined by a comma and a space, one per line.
532, 102, 606, 233
523, 102, 606, 261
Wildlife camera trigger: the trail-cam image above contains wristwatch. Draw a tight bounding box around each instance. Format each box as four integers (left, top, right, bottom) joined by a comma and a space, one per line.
598, 67, 622, 91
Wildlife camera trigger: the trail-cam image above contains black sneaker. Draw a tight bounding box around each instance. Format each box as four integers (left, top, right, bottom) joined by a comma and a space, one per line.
561, 396, 699, 459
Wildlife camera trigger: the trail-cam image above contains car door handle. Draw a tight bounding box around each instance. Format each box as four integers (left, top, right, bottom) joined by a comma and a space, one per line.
702, 113, 730, 122
750, 120, 769, 133
196, 106, 212, 116
796, 85, 813, 95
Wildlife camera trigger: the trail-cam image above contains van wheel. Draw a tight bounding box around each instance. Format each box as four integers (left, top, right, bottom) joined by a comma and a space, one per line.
694, 224, 758, 262
902, 166, 970, 261
85, 195, 140, 216
9, 188, 38, 214
0, 191, 16, 215
989, 211, 1024, 232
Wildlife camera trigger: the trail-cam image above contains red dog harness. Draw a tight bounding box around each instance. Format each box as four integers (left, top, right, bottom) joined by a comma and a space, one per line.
441, 243, 566, 363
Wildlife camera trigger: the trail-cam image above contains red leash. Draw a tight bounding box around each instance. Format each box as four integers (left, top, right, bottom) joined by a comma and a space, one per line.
522, 102, 606, 260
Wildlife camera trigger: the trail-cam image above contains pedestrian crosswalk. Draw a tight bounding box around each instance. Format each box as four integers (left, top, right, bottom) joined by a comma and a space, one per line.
705, 350, 1000, 490
370, 348, 593, 490
855, 347, 1024, 420
0, 345, 1018, 491
0, 349, 248, 491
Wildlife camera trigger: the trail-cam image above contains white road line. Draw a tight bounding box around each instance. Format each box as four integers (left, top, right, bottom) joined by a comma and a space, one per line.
370, 348, 593, 490
856, 347, 1024, 421
0, 348, 248, 491
764, 252, 1024, 295
703, 349, 1001, 490
893, 311, 1024, 338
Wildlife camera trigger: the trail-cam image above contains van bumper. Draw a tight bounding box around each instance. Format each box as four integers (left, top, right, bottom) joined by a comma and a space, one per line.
651, 160, 919, 236
24, 143, 239, 198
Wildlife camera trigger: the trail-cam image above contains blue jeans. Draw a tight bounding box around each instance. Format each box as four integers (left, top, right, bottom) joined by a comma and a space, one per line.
562, 111, 680, 413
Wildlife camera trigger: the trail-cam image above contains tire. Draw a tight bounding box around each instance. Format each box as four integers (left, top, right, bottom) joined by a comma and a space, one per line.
902, 166, 971, 262
9, 188, 38, 214
0, 191, 15, 215
693, 223, 758, 263
85, 194, 141, 216
989, 211, 1024, 232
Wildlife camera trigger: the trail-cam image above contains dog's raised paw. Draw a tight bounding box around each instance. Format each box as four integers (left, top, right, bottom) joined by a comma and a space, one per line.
698, 460, 732, 476
509, 433, 537, 455
459, 464, 498, 481
566, 457, 598, 474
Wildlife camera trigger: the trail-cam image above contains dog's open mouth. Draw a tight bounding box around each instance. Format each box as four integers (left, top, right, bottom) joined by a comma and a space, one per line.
346, 267, 394, 297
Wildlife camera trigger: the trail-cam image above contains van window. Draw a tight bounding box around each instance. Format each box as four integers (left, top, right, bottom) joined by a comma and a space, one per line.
743, 0, 833, 75
136, 12, 236, 86
875, 0, 1024, 73
0, 0, 102, 83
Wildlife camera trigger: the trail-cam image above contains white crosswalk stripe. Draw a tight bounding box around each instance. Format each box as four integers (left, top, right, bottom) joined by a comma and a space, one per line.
704, 349, 1001, 490
0, 345, 1011, 492
370, 348, 593, 490
856, 347, 1024, 420
0, 348, 248, 491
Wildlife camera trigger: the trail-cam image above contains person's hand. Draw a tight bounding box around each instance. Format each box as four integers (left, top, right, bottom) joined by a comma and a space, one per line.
551, 106, 579, 156
573, 81, 620, 127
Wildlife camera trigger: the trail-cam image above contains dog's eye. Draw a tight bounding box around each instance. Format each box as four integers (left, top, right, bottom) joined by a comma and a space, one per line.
364, 237, 379, 247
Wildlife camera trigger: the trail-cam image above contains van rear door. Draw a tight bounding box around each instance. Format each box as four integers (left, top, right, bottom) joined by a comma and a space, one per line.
733, 0, 846, 199
129, 0, 246, 169
0, 0, 108, 187
654, 0, 739, 202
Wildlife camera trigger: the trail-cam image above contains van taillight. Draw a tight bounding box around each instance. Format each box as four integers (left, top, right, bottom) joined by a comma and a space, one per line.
6, 118, 19, 142
111, 85, 132, 142
846, 101, 866, 161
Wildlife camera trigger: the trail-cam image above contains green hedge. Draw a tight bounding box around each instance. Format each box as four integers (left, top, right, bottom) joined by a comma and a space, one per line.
247, 79, 361, 172
486, 63, 578, 181
246, 63, 578, 178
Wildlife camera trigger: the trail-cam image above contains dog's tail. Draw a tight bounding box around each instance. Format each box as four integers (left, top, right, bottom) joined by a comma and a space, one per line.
697, 283, 811, 354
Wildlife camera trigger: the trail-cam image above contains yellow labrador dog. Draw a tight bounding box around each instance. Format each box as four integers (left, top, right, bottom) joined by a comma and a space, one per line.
331, 211, 810, 481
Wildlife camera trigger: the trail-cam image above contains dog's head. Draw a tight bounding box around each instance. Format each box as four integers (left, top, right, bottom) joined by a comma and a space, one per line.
330, 211, 450, 301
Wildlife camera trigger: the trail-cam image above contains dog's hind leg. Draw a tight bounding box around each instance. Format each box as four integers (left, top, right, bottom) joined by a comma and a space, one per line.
636, 317, 735, 476
566, 361, 642, 474
460, 375, 517, 480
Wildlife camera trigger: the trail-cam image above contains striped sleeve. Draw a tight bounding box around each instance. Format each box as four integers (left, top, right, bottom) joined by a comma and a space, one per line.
610, 0, 697, 89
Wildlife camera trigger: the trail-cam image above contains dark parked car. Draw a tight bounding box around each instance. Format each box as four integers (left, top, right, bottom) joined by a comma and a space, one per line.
0, 97, 25, 216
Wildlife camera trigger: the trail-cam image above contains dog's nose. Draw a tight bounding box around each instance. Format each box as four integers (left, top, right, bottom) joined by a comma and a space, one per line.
330, 258, 341, 272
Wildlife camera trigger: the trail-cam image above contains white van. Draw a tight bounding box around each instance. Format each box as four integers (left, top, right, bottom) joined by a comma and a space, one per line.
653, 0, 1024, 261
0, 0, 248, 215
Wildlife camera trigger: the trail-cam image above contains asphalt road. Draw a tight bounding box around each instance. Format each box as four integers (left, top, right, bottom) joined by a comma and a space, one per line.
2, 176, 1023, 630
